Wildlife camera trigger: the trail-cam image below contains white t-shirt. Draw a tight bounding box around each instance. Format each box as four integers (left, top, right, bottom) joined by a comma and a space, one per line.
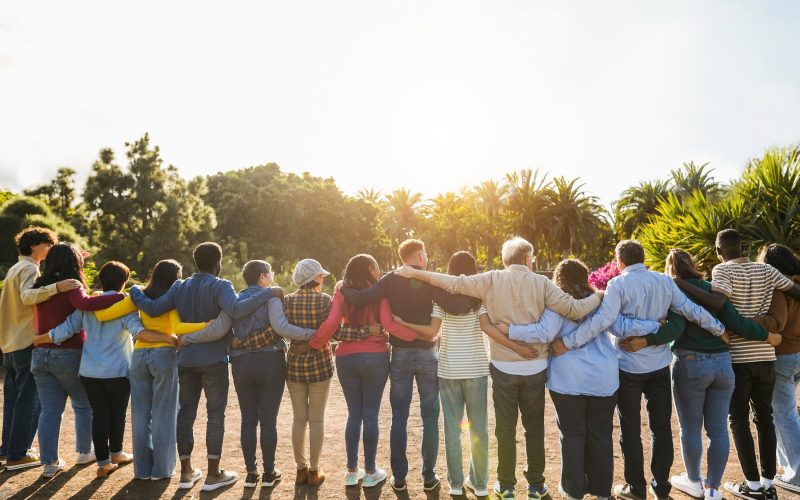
433, 304, 490, 379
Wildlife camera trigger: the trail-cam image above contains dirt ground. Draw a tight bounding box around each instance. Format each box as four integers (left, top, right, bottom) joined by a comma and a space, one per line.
1, 366, 799, 500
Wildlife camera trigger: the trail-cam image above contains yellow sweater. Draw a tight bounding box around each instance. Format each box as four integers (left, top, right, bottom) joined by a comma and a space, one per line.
95, 296, 205, 349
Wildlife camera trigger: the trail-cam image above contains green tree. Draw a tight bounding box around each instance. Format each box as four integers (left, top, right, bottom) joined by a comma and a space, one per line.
24, 167, 77, 219
503, 169, 552, 269
0, 196, 82, 267
383, 188, 425, 266
612, 179, 670, 239
670, 162, 723, 202
83, 134, 216, 276
474, 179, 508, 269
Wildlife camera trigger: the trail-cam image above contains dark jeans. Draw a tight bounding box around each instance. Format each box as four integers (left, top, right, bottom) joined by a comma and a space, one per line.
389, 348, 439, 483
337, 352, 390, 471
550, 391, 617, 498
80, 376, 131, 465
231, 351, 285, 473
617, 367, 673, 498
1, 347, 40, 460
729, 361, 777, 481
177, 362, 229, 460
490, 364, 546, 490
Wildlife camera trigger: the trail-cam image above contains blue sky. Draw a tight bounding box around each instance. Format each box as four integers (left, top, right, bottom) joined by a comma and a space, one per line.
1, 1, 799, 206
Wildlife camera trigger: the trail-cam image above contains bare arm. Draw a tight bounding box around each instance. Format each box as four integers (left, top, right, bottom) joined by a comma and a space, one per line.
479, 314, 538, 359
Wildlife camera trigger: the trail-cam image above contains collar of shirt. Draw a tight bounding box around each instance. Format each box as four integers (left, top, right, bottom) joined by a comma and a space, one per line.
507, 264, 530, 273
244, 284, 266, 293
190, 272, 216, 280
19, 255, 38, 266
728, 257, 750, 264
622, 263, 647, 274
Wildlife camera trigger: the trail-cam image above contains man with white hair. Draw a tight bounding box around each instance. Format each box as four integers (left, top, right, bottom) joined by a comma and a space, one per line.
395, 236, 601, 499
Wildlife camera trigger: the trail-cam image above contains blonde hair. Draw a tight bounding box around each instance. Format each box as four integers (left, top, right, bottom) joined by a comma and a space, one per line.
664, 248, 704, 279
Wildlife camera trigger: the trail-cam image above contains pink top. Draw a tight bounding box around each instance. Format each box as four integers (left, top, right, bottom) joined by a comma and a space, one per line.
309, 294, 418, 357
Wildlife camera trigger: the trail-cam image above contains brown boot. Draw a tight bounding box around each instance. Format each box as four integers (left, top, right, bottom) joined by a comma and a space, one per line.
295, 467, 309, 485
307, 469, 325, 487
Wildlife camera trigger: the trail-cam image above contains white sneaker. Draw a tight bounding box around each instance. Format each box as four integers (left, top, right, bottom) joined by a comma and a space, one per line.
558, 483, 582, 500
705, 486, 723, 500
201, 469, 239, 491
344, 468, 365, 487
42, 458, 65, 478
76, 450, 96, 465
449, 484, 464, 495
465, 477, 489, 496
672, 473, 704, 498
363, 468, 387, 488
178, 467, 203, 489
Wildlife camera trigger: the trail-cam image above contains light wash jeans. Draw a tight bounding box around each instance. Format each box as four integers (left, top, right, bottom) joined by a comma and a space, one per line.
31, 348, 93, 464
130, 347, 178, 479
389, 348, 440, 483
773, 353, 800, 486
671, 350, 735, 489
439, 377, 488, 492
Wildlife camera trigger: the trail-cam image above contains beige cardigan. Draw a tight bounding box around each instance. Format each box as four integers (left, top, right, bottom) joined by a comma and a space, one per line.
430, 264, 601, 363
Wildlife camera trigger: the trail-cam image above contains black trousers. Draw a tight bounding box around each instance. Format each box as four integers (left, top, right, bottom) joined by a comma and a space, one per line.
550, 391, 617, 498
490, 364, 546, 490
729, 361, 777, 482
80, 376, 130, 463
617, 367, 673, 498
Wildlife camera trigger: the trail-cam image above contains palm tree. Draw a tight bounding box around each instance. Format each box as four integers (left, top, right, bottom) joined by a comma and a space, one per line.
383, 188, 424, 265
612, 179, 670, 238
474, 179, 509, 268
546, 176, 609, 256
670, 162, 723, 201
503, 168, 553, 268
356, 188, 383, 206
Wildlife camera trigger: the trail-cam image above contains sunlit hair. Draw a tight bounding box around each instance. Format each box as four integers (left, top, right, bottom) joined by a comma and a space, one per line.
552, 259, 595, 299
398, 239, 425, 263
446, 251, 481, 312
242, 260, 271, 286
15, 226, 58, 256
615, 239, 645, 266
143, 259, 183, 299
758, 243, 800, 277
664, 248, 704, 280
33, 243, 86, 289
98, 261, 130, 292
341, 254, 380, 326
501, 236, 533, 267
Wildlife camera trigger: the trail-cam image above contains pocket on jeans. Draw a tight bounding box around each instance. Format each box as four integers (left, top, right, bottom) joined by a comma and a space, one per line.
679, 356, 705, 380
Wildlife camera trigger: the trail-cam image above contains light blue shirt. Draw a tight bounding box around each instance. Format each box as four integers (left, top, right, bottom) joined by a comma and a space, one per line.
510, 309, 659, 396
50, 291, 143, 378
559, 263, 726, 374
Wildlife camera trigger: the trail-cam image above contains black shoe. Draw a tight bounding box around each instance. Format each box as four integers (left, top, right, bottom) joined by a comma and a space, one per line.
262, 468, 282, 488
725, 481, 765, 500
390, 476, 407, 491
423, 473, 441, 491
614, 484, 646, 500
764, 486, 778, 500
244, 473, 260, 488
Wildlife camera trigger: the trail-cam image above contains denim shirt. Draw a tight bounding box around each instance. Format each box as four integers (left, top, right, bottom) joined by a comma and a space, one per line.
130, 273, 272, 367
510, 309, 659, 396
50, 291, 143, 378
560, 264, 726, 374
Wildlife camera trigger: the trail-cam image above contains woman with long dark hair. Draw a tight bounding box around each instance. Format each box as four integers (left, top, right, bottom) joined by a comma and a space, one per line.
306, 254, 421, 489
758, 244, 800, 494
29, 243, 124, 477
96, 259, 205, 481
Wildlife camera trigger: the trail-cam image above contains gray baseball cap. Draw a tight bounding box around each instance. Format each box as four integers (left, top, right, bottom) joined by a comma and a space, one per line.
292, 259, 330, 287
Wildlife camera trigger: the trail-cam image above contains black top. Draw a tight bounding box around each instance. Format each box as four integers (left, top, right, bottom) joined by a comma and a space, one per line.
340, 267, 479, 349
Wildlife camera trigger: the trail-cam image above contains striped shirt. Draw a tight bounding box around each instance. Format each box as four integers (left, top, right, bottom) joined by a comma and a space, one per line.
433, 304, 490, 379
711, 257, 795, 363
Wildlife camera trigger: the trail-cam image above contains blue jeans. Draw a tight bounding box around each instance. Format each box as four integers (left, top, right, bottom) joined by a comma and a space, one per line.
439, 377, 488, 492
773, 353, 800, 486
31, 348, 93, 464
176, 362, 229, 460
672, 350, 735, 489
232, 350, 285, 473
390, 348, 439, 483
130, 348, 178, 479
1, 346, 40, 461
337, 352, 390, 471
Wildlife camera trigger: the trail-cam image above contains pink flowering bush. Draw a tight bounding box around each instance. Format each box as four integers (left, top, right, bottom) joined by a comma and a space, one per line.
588, 260, 620, 291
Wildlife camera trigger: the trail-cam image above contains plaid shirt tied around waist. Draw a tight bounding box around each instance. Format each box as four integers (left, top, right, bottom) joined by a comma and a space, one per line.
229, 325, 284, 352
284, 289, 334, 383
